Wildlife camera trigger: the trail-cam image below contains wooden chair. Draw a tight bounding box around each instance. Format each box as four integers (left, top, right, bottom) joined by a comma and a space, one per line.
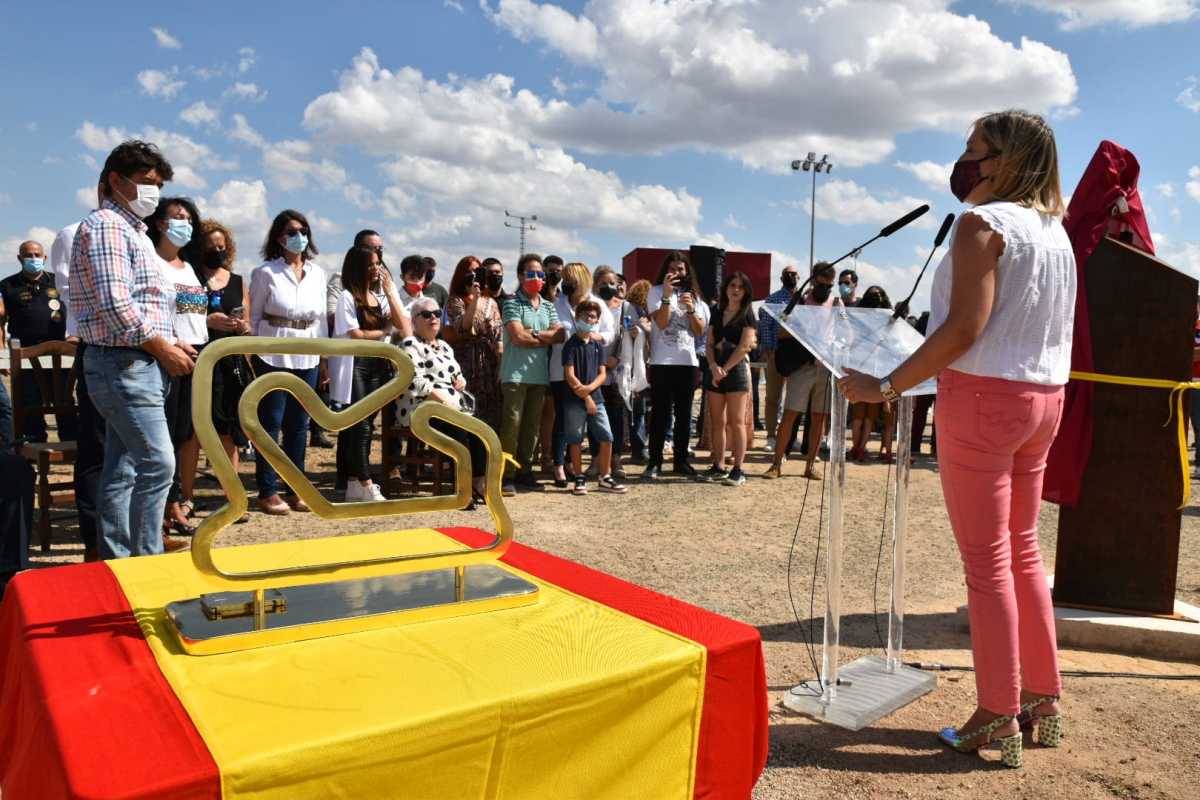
380, 403, 455, 497
10, 340, 78, 551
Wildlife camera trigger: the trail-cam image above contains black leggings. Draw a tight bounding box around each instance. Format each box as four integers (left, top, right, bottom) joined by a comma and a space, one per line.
430, 418, 487, 478
649, 364, 698, 466
336, 357, 393, 483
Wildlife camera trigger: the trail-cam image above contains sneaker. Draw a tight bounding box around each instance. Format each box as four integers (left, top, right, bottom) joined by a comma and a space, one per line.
723, 467, 746, 487
515, 472, 543, 491
765, 436, 776, 453
671, 462, 697, 477
612, 467, 628, 482
642, 462, 661, 480
584, 463, 600, 480
598, 474, 628, 494
697, 464, 727, 483
501, 482, 517, 497
762, 464, 782, 480
572, 476, 588, 495
366, 482, 386, 502
344, 479, 368, 502
310, 430, 334, 449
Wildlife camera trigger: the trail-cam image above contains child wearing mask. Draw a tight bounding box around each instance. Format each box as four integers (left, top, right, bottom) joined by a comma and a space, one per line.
562, 301, 627, 495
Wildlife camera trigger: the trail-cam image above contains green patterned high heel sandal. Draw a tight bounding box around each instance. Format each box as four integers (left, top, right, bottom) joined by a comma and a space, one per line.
938, 715, 1023, 768
1016, 695, 1063, 748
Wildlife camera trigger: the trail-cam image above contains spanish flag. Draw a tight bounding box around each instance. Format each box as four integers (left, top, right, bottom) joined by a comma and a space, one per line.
0, 527, 767, 799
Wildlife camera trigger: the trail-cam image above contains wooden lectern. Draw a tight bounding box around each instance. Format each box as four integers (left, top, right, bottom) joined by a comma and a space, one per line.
1054, 236, 1197, 616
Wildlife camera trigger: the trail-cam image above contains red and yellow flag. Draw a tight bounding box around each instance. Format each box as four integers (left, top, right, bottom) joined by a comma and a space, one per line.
0, 528, 767, 799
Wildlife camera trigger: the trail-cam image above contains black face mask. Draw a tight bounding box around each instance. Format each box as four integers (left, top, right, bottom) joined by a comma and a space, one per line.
561, 280, 577, 298
541, 271, 562, 299
597, 285, 617, 301
424, 268, 436, 285
204, 249, 227, 269
810, 283, 833, 304
781, 272, 798, 290
486, 274, 504, 293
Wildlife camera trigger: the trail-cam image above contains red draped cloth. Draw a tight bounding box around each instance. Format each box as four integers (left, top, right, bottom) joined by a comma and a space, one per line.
1042, 141, 1155, 505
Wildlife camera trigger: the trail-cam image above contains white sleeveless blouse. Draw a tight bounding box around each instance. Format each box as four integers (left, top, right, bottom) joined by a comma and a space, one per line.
928, 202, 1076, 386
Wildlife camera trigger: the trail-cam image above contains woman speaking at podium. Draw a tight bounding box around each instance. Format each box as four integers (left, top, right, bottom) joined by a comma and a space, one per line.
839, 110, 1074, 768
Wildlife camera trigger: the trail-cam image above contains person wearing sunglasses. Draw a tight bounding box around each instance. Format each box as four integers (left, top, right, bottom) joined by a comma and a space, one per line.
498, 253, 565, 496
396, 297, 488, 506
248, 209, 328, 516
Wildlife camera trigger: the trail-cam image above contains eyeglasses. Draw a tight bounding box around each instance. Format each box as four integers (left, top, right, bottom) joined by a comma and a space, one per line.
525, 271, 545, 279
415, 310, 440, 320
284, 227, 309, 236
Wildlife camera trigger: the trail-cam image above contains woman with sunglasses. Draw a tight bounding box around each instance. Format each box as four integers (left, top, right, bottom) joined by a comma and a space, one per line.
248, 210, 328, 516
330, 245, 408, 502
397, 297, 488, 505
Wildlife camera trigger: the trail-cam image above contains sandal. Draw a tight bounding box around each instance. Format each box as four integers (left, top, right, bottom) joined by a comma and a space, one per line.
1016, 694, 1063, 747
938, 714, 1022, 768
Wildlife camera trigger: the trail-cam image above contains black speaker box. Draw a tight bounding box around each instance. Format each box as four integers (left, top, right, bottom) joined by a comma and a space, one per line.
688, 245, 725, 304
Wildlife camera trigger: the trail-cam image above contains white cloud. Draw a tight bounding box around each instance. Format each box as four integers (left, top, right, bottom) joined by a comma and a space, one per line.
1159, 240, 1200, 281
76, 186, 98, 209
1006, 0, 1197, 29
445, 0, 464, 10
151, 26, 182, 49
224, 82, 268, 103
380, 187, 414, 218
42, 155, 63, 165
305, 210, 342, 236
1179, 77, 1200, 113
263, 140, 348, 192
137, 68, 186, 100
482, 0, 601, 62
342, 183, 374, 210
238, 47, 256, 74
197, 179, 269, 270
806, 179, 935, 229
1158, 183, 1176, 199
1171, 207, 1183, 222
469, 0, 1078, 171
1188, 166, 1200, 203
228, 113, 266, 148
896, 160, 953, 191
1, 226, 58, 261
75, 122, 237, 190
179, 101, 219, 128
724, 213, 745, 231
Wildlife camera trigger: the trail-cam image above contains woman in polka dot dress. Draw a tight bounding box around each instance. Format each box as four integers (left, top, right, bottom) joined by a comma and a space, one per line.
396, 297, 489, 506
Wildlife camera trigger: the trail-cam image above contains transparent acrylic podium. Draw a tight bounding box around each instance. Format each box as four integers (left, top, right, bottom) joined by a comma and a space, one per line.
763, 302, 936, 730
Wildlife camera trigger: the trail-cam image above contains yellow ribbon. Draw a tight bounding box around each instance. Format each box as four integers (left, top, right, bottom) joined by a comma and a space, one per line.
1069, 370, 1200, 508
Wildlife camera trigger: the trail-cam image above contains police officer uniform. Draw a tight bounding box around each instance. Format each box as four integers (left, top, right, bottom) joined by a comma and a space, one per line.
1, 270, 74, 442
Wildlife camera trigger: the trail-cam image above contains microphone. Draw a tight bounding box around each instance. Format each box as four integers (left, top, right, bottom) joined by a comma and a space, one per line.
880, 204, 931, 237
893, 212, 955, 320
782, 204, 931, 317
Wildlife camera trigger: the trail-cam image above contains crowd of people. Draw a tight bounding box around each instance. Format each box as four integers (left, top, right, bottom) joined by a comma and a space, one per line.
0, 137, 914, 571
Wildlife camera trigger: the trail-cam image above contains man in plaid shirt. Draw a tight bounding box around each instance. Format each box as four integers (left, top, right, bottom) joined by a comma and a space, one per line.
73, 140, 195, 559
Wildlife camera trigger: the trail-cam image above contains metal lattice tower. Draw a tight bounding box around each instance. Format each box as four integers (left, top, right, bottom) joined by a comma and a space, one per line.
504, 210, 537, 256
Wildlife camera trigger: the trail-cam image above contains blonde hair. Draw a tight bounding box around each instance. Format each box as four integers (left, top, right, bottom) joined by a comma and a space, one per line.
973, 110, 1064, 216
627, 279, 651, 308
563, 261, 592, 305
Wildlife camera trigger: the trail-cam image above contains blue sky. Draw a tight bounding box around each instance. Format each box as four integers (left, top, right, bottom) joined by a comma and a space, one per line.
1, 0, 1198, 311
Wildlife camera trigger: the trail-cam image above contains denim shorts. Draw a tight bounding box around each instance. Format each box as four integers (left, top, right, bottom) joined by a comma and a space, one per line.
562, 398, 613, 446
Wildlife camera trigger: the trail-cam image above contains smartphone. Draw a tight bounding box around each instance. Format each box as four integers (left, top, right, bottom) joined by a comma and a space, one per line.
473, 266, 487, 289
229, 306, 244, 319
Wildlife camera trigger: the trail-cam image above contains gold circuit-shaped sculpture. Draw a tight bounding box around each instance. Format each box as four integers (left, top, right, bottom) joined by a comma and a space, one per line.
163, 336, 538, 655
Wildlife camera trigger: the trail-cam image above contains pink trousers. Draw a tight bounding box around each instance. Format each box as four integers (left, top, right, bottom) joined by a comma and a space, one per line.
935, 369, 1064, 716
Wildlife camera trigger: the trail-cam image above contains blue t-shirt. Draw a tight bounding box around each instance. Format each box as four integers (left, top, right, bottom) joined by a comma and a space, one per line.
561, 334, 604, 404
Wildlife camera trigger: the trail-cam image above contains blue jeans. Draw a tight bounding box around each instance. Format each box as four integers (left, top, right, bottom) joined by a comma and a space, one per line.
252, 357, 319, 499
83, 346, 174, 559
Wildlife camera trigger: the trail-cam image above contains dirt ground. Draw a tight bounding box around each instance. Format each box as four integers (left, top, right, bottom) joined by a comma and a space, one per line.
25, 421, 1200, 800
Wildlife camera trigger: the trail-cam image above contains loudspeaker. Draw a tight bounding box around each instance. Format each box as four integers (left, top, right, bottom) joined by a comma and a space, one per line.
689, 245, 725, 304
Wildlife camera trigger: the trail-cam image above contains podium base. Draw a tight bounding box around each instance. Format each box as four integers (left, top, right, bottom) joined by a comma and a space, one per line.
781, 655, 936, 731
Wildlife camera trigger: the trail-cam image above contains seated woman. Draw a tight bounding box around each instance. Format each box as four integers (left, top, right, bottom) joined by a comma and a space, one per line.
331, 245, 408, 502
396, 297, 489, 507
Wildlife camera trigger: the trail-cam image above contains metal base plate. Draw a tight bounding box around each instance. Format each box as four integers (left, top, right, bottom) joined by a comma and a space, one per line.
166, 564, 539, 655
781, 655, 936, 731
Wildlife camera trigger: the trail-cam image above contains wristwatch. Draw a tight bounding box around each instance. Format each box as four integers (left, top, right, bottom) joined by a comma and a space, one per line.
880, 375, 900, 402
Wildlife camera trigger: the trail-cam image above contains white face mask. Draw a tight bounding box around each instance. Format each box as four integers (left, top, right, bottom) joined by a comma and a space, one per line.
119, 175, 161, 218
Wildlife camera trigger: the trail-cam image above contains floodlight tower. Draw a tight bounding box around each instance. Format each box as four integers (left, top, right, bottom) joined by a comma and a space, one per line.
791, 153, 833, 272
504, 210, 538, 256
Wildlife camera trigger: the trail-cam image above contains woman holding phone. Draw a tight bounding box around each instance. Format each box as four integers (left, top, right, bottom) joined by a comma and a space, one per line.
444, 255, 503, 432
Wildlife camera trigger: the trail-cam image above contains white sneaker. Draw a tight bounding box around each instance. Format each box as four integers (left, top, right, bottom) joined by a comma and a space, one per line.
344, 479, 368, 502
766, 436, 777, 453
366, 482, 385, 502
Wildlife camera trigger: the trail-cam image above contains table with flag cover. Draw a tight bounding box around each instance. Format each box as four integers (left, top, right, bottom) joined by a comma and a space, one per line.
0, 527, 767, 799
